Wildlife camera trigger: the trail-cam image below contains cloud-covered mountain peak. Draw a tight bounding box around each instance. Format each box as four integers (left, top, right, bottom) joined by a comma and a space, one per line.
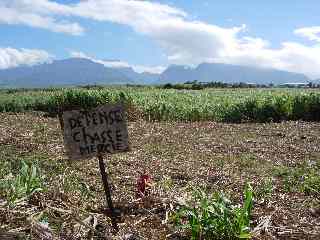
0, 59, 311, 88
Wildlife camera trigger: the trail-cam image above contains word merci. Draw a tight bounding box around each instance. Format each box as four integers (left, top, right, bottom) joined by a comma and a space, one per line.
61, 104, 129, 160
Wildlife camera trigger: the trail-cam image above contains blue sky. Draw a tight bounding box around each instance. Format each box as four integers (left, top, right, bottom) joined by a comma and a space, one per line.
0, 0, 320, 78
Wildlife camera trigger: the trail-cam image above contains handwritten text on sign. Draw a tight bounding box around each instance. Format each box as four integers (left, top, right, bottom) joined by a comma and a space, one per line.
62, 104, 129, 160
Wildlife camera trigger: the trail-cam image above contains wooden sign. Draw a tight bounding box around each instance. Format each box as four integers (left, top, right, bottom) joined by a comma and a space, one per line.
61, 104, 129, 160
60, 103, 128, 232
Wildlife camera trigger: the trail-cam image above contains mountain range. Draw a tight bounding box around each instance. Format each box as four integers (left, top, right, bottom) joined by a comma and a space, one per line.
0, 58, 311, 88
160, 63, 310, 85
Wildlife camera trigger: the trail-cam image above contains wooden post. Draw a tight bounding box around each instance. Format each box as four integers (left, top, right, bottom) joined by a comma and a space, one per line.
98, 154, 119, 232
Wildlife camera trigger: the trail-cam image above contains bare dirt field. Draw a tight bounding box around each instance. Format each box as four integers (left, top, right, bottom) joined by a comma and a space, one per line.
0, 112, 319, 239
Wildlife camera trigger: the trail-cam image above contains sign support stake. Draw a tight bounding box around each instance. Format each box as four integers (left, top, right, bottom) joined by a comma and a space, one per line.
98, 154, 119, 232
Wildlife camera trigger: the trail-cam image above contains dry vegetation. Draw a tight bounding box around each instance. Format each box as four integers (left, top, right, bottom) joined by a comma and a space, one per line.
0, 112, 319, 239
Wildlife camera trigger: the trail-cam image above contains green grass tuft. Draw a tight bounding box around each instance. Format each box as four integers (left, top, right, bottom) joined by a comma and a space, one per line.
173, 183, 254, 240
0, 160, 44, 205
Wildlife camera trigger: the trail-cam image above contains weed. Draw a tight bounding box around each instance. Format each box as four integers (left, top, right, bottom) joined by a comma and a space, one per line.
79, 181, 95, 200
61, 171, 94, 200
160, 175, 174, 191
237, 154, 257, 171
173, 183, 254, 239
256, 178, 273, 200
302, 171, 320, 197
273, 161, 320, 196
0, 161, 44, 204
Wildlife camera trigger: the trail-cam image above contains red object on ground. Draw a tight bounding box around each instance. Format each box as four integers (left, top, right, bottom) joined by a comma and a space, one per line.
137, 174, 152, 197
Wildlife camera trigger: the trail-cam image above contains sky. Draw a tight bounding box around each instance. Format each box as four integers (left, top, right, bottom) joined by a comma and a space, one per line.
0, 0, 320, 79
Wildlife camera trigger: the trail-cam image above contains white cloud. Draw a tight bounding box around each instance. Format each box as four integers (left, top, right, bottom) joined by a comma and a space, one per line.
295, 26, 320, 42
98, 60, 131, 69
1, 1, 320, 78
215, 41, 320, 79
0, 1, 84, 35
70, 51, 165, 74
70, 51, 90, 59
0, 47, 52, 69
133, 65, 166, 74
70, 51, 130, 68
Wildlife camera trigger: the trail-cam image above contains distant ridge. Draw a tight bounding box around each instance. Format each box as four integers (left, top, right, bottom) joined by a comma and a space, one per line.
0, 58, 311, 88
159, 63, 310, 85
0, 58, 133, 88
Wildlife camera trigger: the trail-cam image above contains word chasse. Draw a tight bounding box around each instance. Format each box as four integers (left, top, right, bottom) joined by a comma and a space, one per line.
62, 105, 129, 160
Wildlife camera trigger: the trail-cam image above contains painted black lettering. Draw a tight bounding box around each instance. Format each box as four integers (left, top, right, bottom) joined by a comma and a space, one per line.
100, 131, 107, 143
76, 116, 84, 128
107, 130, 114, 144
90, 145, 96, 154
101, 130, 114, 144
69, 118, 78, 130
83, 112, 91, 127
91, 112, 98, 125
98, 111, 106, 125
115, 143, 123, 151
108, 111, 115, 125
115, 129, 124, 151
97, 144, 113, 153
72, 131, 81, 142
93, 132, 102, 143
116, 129, 123, 142
82, 127, 94, 145
79, 145, 90, 155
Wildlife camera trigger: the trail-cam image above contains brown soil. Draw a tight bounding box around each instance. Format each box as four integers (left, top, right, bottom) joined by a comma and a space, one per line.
0, 112, 319, 239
